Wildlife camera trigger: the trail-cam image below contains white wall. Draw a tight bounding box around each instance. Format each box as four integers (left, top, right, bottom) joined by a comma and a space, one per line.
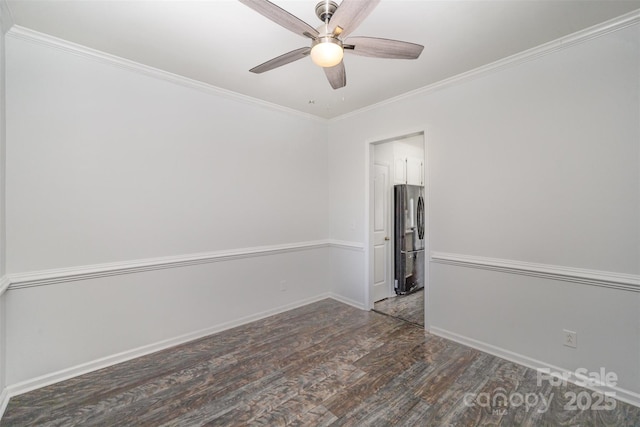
2, 8, 640, 409
328, 23, 640, 397
0, 0, 11, 399
6, 248, 330, 385
6, 37, 329, 273
4, 34, 330, 387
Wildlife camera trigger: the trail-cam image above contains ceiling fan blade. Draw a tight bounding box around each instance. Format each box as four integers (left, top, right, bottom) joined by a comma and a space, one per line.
328, 0, 381, 38
250, 47, 311, 73
346, 37, 424, 59
239, 0, 319, 39
324, 61, 346, 89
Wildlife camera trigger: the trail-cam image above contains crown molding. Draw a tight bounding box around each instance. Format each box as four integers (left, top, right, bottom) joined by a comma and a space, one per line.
331, 8, 640, 123
5, 8, 638, 123
431, 252, 640, 293
5, 25, 327, 123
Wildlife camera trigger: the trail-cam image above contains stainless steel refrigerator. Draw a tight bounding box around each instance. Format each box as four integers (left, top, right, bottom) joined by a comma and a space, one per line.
394, 184, 425, 295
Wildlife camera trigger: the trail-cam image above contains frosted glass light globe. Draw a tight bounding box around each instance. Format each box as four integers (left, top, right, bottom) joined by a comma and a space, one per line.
310, 38, 344, 68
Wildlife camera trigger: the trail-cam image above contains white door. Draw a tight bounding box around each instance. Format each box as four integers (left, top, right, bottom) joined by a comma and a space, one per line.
373, 163, 391, 302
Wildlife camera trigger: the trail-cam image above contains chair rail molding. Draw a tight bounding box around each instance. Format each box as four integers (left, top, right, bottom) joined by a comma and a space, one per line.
430, 252, 640, 292
328, 240, 365, 252
5, 240, 332, 291
0, 276, 9, 296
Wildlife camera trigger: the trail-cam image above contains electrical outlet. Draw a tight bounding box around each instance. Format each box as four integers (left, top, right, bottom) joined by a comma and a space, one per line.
280, 280, 287, 292
563, 329, 577, 348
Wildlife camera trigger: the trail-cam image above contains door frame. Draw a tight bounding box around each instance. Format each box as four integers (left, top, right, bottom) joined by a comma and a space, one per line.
365, 128, 431, 331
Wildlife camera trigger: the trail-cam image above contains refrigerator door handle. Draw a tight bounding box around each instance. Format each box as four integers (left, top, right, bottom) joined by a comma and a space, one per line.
417, 196, 425, 240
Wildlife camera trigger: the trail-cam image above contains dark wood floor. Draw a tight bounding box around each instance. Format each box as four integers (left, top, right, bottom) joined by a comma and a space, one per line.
374, 288, 424, 326
3, 298, 640, 426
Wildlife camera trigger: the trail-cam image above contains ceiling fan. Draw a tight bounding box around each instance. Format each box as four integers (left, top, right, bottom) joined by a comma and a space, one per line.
239, 0, 424, 89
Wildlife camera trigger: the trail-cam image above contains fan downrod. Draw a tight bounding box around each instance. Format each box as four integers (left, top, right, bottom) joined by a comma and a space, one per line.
315, 1, 338, 22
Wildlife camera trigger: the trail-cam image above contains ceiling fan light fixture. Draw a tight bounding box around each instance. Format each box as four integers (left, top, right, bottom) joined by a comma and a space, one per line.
310, 37, 343, 68
240, 0, 423, 89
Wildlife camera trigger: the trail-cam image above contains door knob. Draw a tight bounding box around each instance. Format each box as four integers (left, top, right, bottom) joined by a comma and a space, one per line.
384, 237, 390, 241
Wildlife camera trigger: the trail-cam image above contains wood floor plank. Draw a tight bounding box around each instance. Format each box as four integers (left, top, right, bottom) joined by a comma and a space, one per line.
101, 320, 375, 424
288, 405, 337, 427
3, 298, 640, 426
332, 361, 429, 426
393, 399, 432, 426
373, 288, 424, 326
2, 299, 351, 424
54, 353, 238, 427
85, 304, 373, 425
250, 359, 367, 426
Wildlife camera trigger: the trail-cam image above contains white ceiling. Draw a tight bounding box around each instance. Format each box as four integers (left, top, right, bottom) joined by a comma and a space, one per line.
5, 0, 640, 118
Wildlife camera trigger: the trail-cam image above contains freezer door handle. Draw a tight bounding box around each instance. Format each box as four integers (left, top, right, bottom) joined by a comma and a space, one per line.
401, 249, 424, 255
417, 196, 425, 240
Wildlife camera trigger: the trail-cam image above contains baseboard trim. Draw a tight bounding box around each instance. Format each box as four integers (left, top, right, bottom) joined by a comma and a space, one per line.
0, 388, 9, 421
329, 292, 367, 310
6, 240, 331, 291
4, 293, 332, 400
430, 326, 640, 409
431, 252, 640, 292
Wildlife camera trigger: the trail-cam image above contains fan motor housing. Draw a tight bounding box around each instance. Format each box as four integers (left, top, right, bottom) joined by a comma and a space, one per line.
315, 1, 338, 22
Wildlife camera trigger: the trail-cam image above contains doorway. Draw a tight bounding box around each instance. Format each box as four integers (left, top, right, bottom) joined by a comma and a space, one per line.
368, 132, 427, 327
374, 289, 425, 326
